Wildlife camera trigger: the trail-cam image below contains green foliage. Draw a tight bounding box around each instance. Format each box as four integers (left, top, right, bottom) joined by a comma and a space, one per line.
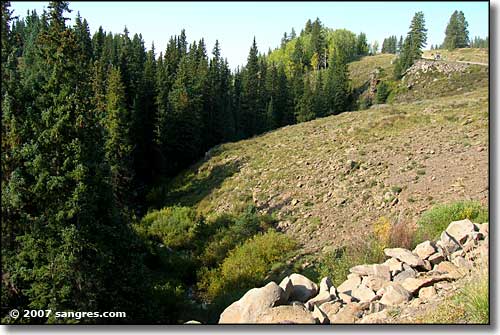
394, 11, 427, 78
139, 206, 202, 250
414, 201, 488, 244
443, 10, 470, 50
375, 81, 391, 104
197, 230, 297, 302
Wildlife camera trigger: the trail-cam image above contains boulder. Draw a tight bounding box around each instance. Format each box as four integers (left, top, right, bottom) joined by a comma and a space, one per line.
319, 301, 342, 320
369, 301, 385, 314
288, 273, 318, 302
401, 277, 445, 295
475, 223, 488, 236
319, 277, 333, 293
256, 305, 317, 324
359, 310, 389, 324
419, 286, 437, 300
350, 264, 391, 281
413, 241, 436, 260
312, 305, 329, 324
446, 219, 475, 244
219, 281, 284, 323
434, 261, 465, 279
351, 284, 377, 303
379, 284, 411, 306
339, 292, 356, 304
393, 265, 417, 282
337, 275, 361, 294
452, 256, 472, 270
329, 286, 338, 298
305, 291, 332, 310
329, 303, 368, 323
437, 231, 460, 255
383, 258, 403, 275
428, 251, 445, 265
384, 248, 424, 268
362, 275, 389, 291
279, 276, 294, 303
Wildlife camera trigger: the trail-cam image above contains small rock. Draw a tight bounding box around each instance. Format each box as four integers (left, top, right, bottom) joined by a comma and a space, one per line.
384, 248, 424, 268
413, 241, 437, 260
419, 286, 437, 300
380, 284, 411, 306
446, 219, 475, 244
291, 199, 299, 206
288, 273, 319, 302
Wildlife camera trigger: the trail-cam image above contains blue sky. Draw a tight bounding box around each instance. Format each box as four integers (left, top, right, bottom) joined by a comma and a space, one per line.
10, 1, 489, 69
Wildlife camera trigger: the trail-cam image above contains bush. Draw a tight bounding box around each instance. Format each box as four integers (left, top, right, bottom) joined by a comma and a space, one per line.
375, 81, 391, 104
139, 206, 202, 250
198, 207, 274, 267
414, 201, 488, 245
197, 230, 296, 302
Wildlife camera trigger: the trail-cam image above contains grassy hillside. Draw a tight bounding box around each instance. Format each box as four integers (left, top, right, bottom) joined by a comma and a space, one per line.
348, 53, 397, 90
422, 48, 488, 64
152, 55, 488, 257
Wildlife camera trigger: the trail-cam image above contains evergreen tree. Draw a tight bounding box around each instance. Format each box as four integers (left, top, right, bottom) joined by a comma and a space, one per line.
443, 10, 469, 50
240, 37, 260, 137
394, 12, 427, 78
356, 32, 369, 56
324, 49, 350, 115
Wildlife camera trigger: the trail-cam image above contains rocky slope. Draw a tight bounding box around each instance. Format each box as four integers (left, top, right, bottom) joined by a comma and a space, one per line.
215, 219, 488, 324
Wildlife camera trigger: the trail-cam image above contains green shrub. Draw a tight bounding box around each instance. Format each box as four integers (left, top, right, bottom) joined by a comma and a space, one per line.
375, 81, 391, 104
198, 230, 297, 302
414, 201, 488, 245
198, 206, 274, 267
417, 271, 488, 323
140, 206, 202, 250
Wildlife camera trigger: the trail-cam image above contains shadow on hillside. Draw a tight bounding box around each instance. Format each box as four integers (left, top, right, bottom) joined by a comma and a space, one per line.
150, 160, 243, 210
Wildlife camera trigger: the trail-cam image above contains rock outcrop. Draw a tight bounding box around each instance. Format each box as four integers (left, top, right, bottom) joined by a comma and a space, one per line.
217, 219, 488, 324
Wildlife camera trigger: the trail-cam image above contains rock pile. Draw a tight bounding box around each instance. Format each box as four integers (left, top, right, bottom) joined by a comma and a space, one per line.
403, 59, 470, 78
217, 219, 488, 324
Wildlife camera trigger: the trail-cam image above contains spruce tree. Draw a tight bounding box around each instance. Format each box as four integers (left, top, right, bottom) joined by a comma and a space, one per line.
443, 10, 469, 50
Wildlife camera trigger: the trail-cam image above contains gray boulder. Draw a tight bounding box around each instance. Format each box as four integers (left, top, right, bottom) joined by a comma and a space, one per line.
288, 273, 318, 302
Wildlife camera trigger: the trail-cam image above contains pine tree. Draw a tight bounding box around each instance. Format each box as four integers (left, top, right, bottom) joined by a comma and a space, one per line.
443, 10, 469, 50
240, 37, 260, 137
356, 32, 369, 56
394, 12, 427, 78
324, 50, 351, 115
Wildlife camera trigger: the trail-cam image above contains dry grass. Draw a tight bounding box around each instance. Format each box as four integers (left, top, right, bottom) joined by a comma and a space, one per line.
422, 48, 488, 64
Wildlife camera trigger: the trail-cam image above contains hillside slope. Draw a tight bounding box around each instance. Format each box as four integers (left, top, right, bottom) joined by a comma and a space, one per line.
156, 54, 488, 258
